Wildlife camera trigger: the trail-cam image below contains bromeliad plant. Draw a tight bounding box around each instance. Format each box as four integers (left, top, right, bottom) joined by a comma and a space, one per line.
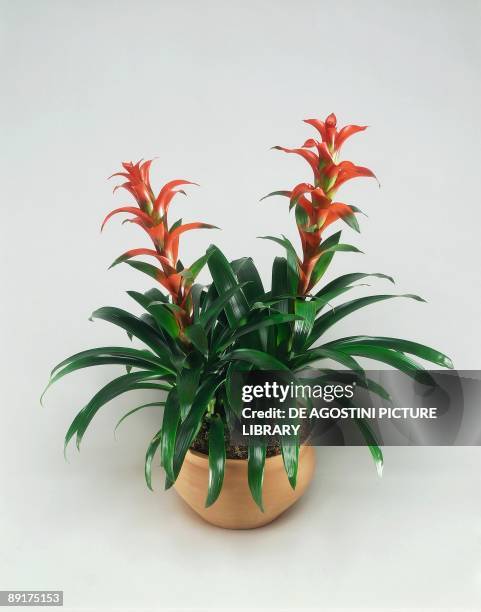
44, 114, 453, 511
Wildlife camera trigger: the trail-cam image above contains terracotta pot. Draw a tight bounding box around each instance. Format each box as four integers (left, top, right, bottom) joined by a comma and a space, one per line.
174, 445, 316, 529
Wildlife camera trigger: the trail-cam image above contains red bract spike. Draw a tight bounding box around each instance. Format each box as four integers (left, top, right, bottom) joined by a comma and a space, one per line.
278, 113, 376, 295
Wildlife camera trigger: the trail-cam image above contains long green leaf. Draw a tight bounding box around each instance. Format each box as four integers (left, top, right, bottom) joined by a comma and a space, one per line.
198, 282, 249, 330
320, 243, 363, 256
292, 347, 364, 371
355, 417, 384, 476
172, 375, 222, 481
184, 323, 209, 357
147, 302, 180, 340
222, 348, 289, 371
309, 230, 341, 288
50, 346, 169, 376
177, 357, 202, 420
292, 299, 317, 352
179, 252, 211, 286
259, 235, 300, 266
124, 260, 161, 281
65, 371, 171, 453
269, 256, 292, 355
42, 355, 165, 403
322, 336, 453, 369
114, 402, 165, 437
231, 257, 265, 305
205, 415, 226, 507
161, 390, 180, 482
308, 294, 425, 346
332, 344, 435, 385
225, 361, 252, 418
90, 307, 174, 362
317, 272, 394, 296
215, 313, 301, 353
248, 439, 266, 511
145, 429, 163, 490
207, 245, 250, 328
261, 234, 300, 294
281, 437, 299, 490
260, 190, 291, 201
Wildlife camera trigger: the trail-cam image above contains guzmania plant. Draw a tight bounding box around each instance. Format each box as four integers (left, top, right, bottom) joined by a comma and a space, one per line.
44, 114, 453, 511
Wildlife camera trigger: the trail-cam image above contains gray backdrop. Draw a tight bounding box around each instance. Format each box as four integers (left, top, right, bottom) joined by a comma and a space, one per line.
1, 1, 480, 610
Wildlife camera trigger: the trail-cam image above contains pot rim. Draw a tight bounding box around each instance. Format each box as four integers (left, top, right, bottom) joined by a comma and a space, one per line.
186, 445, 311, 467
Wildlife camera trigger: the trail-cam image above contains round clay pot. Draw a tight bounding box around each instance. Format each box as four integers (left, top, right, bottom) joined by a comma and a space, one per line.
173, 445, 316, 529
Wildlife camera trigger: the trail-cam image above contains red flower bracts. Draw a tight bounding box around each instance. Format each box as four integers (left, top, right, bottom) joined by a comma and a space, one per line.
102, 160, 216, 325
265, 113, 377, 294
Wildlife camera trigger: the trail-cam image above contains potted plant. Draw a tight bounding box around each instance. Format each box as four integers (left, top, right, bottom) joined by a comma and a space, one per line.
43, 113, 452, 529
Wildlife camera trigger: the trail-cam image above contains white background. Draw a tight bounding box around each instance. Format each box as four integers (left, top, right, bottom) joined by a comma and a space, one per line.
1, 1, 480, 610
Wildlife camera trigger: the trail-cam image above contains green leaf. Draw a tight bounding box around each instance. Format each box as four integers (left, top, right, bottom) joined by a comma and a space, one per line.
145, 429, 163, 490
147, 302, 180, 340
292, 347, 364, 371
231, 257, 265, 305
184, 323, 209, 357
50, 346, 170, 377
292, 299, 317, 352
269, 257, 293, 354
248, 439, 266, 511
114, 402, 165, 437
124, 260, 160, 281
339, 208, 361, 233
271, 256, 289, 307
90, 307, 174, 362
317, 272, 394, 297
170, 218, 183, 232
259, 235, 300, 266
260, 190, 291, 201
205, 415, 226, 507
332, 344, 435, 385
161, 390, 181, 482
319, 243, 363, 256
207, 245, 250, 328
309, 230, 341, 288
198, 282, 249, 330
322, 336, 453, 369
355, 417, 384, 476
308, 294, 425, 346
172, 375, 222, 481
190, 284, 205, 321
127, 288, 169, 313
177, 357, 202, 420
225, 361, 251, 418
216, 313, 301, 353
180, 252, 211, 285
65, 371, 171, 453
281, 437, 299, 490
313, 370, 391, 402
311, 285, 368, 314
222, 348, 289, 371
42, 354, 165, 403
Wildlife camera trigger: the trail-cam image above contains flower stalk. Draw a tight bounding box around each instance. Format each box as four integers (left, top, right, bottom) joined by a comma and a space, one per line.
102, 160, 217, 328
268, 113, 377, 294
